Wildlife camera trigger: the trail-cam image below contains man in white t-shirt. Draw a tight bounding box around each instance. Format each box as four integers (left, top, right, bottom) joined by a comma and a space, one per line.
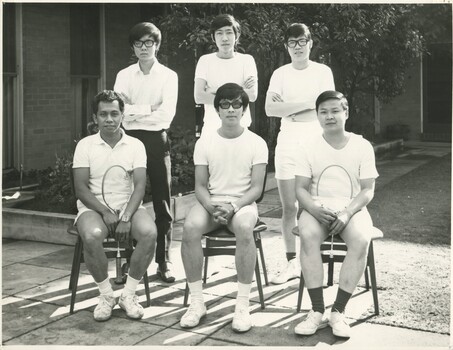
180, 83, 268, 333
73, 90, 157, 322
194, 14, 258, 135
294, 91, 379, 338
265, 23, 335, 285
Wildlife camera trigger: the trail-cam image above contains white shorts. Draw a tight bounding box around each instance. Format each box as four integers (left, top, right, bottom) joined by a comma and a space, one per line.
74, 194, 145, 224
211, 195, 258, 221
275, 121, 322, 180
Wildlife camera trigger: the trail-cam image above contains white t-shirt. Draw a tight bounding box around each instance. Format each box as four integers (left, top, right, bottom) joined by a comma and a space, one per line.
267, 60, 335, 142
194, 129, 268, 198
295, 133, 378, 211
72, 131, 147, 213
195, 52, 258, 133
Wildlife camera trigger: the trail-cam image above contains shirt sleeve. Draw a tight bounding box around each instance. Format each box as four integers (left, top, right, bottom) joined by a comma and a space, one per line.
193, 137, 208, 166
359, 140, 379, 179
295, 143, 312, 178
320, 65, 335, 92
252, 136, 269, 165
244, 55, 258, 80
72, 138, 90, 168
267, 68, 282, 96
132, 139, 147, 169
194, 55, 207, 81
114, 69, 144, 122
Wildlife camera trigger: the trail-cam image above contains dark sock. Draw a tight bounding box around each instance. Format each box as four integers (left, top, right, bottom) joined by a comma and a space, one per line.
286, 252, 296, 262
332, 288, 352, 313
307, 287, 325, 314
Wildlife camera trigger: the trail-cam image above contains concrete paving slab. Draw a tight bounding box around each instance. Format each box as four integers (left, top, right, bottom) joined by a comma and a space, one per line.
2, 296, 69, 343
4, 309, 165, 346
2, 240, 68, 265
199, 337, 248, 346
332, 322, 449, 348
2, 263, 70, 295
21, 246, 83, 272
135, 326, 208, 346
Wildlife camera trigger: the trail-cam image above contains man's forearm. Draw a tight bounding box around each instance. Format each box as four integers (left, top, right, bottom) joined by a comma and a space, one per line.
266, 101, 314, 118
345, 189, 374, 217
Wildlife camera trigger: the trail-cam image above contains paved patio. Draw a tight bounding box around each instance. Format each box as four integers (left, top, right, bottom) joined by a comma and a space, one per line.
2, 141, 451, 347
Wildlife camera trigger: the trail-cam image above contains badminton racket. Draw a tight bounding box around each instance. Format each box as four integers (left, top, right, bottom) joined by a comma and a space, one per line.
316, 164, 353, 259
101, 164, 133, 284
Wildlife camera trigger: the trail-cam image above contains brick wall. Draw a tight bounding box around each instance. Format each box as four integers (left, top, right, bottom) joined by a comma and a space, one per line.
379, 60, 422, 141
22, 4, 73, 170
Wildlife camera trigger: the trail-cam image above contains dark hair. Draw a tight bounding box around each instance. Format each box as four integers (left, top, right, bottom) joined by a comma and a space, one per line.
284, 23, 312, 42
128, 22, 162, 50
214, 83, 249, 112
210, 14, 241, 38
92, 90, 125, 115
315, 90, 349, 112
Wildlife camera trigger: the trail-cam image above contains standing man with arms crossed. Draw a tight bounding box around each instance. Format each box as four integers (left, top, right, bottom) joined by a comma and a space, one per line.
265, 23, 335, 284
294, 90, 379, 338
114, 22, 178, 283
180, 83, 268, 333
73, 90, 157, 321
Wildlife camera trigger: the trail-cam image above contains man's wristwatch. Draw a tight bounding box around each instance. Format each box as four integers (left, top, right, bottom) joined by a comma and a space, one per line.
121, 213, 131, 223
230, 202, 240, 214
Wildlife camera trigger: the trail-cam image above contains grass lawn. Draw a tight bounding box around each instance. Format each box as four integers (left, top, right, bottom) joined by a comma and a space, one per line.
364, 154, 451, 334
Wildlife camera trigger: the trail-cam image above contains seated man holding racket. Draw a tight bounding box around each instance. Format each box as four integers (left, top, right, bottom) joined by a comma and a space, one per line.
294, 90, 379, 338
73, 90, 157, 322
180, 83, 268, 333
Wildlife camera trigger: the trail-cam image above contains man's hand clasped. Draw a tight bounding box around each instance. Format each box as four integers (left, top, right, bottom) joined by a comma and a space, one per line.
312, 204, 351, 236
209, 201, 235, 225
101, 210, 132, 245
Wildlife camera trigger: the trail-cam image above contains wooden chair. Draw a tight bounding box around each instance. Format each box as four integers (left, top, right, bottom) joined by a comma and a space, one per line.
67, 170, 151, 314
293, 226, 383, 315
183, 168, 269, 309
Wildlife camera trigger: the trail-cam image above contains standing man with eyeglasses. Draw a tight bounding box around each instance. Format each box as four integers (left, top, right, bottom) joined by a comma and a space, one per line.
180, 83, 268, 333
265, 23, 335, 285
114, 22, 178, 283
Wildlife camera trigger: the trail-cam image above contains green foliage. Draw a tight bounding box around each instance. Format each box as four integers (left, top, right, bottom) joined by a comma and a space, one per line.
168, 126, 197, 190
155, 3, 450, 141
35, 152, 76, 212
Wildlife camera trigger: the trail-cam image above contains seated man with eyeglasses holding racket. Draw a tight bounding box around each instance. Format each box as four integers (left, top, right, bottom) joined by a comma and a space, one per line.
73, 90, 157, 322
180, 83, 268, 333
294, 91, 379, 338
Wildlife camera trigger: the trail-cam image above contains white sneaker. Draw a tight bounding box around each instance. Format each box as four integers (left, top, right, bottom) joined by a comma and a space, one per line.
180, 301, 207, 328
294, 310, 328, 335
93, 295, 116, 321
271, 258, 300, 284
118, 294, 144, 320
232, 303, 252, 333
329, 311, 351, 338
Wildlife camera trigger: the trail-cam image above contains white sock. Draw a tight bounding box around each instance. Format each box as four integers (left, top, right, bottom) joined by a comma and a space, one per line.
237, 282, 252, 307
188, 280, 204, 303
122, 275, 141, 297
96, 277, 113, 296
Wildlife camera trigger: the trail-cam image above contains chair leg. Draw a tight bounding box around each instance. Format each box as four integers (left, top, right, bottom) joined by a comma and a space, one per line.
254, 257, 265, 310
297, 272, 305, 313
183, 282, 190, 307
69, 235, 82, 291
70, 237, 83, 314
143, 272, 151, 307
364, 265, 370, 291
367, 241, 379, 315
256, 236, 269, 286
203, 239, 210, 284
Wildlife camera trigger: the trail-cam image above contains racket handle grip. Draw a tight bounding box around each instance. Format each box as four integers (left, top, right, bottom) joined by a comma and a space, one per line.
115, 249, 123, 284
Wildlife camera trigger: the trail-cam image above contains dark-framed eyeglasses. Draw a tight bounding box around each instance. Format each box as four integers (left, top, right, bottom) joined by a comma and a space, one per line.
219, 99, 243, 109
133, 40, 155, 48
287, 39, 309, 48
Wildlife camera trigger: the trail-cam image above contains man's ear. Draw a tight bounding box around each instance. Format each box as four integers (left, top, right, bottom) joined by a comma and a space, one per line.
211, 34, 215, 42
345, 110, 349, 120
92, 114, 98, 124
235, 32, 241, 43
309, 39, 313, 50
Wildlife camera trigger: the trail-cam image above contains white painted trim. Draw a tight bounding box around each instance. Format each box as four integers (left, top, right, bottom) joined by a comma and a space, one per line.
16, 3, 24, 170
420, 55, 424, 134
99, 4, 106, 90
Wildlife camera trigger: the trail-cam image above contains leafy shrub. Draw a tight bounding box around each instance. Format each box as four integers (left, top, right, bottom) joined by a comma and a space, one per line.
168, 126, 196, 192
34, 152, 77, 213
